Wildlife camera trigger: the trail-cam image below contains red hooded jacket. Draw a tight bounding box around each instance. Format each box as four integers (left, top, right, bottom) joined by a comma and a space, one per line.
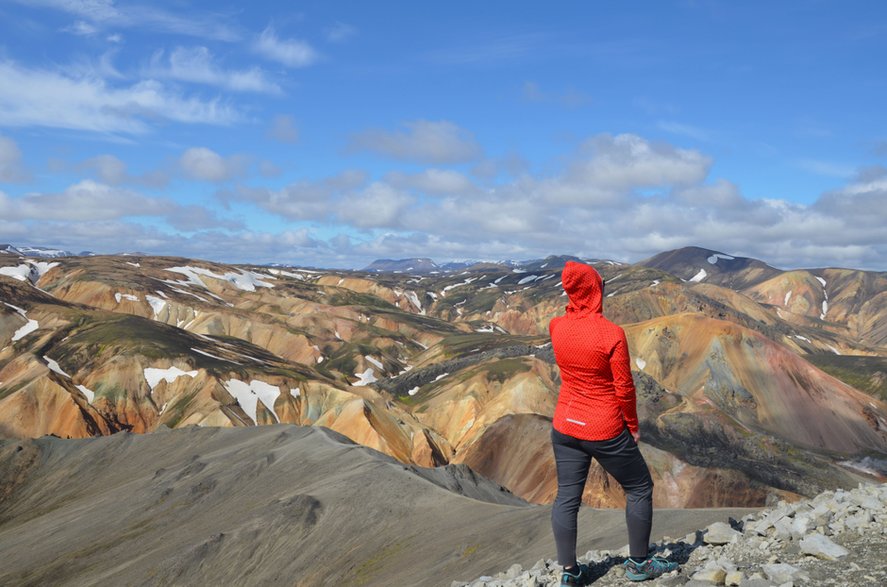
549, 261, 639, 441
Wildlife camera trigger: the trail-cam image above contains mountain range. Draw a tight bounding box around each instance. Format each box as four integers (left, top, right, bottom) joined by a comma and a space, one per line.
1, 245, 885, 509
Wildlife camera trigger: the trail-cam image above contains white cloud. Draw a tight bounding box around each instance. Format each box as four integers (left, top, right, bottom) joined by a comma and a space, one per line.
180, 147, 248, 182
796, 158, 856, 178
338, 183, 413, 228
148, 47, 281, 94
64, 19, 100, 36
268, 114, 299, 144
0, 135, 30, 182
522, 81, 591, 108
229, 170, 367, 220
6, 180, 167, 221
0, 59, 240, 133
0, 180, 237, 234
350, 120, 482, 164
83, 154, 127, 185
254, 27, 318, 68
657, 120, 710, 142
19, 0, 240, 41
326, 22, 356, 43
385, 169, 476, 195
428, 32, 552, 65
567, 133, 711, 191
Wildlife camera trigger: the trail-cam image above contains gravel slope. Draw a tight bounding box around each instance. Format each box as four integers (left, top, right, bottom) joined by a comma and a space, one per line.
0, 425, 754, 586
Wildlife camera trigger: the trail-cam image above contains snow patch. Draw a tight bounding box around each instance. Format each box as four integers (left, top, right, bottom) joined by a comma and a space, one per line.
706, 253, 735, 264
76, 384, 95, 403
352, 368, 377, 386
43, 356, 70, 378
144, 366, 198, 391
793, 335, 812, 343
126, 261, 141, 267
517, 274, 540, 285
688, 268, 707, 282
408, 386, 420, 396
165, 266, 274, 292
223, 378, 281, 424
145, 295, 167, 317
115, 293, 139, 303
838, 457, 887, 476
820, 300, 829, 320
3, 302, 27, 317
0, 264, 31, 282
815, 276, 827, 288
6, 302, 38, 341
784, 290, 792, 306
191, 347, 237, 363
12, 319, 38, 341
828, 345, 841, 355
442, 276, 477, 295
635, 358, 647, 370
365, 355, 384, 370
404, 290, 425, 314
434, 372, 449, 382
290, 387, 301, 399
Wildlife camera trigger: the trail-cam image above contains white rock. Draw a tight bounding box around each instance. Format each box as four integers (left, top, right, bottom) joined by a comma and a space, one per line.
724, 570, 743, 586
790, 515, 811, 539
799, 532, 849, 560
762, 563, 806, 584
704, 522, 742, 545
691, 567, 726, 584
773, 517, 794, 540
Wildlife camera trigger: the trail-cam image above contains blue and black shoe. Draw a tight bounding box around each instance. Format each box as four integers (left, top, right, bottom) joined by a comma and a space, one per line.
560, 563, 592, 586
623, 556, 679, 581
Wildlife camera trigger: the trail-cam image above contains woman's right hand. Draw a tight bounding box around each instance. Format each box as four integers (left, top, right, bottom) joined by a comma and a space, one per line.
631, 430, 641, 443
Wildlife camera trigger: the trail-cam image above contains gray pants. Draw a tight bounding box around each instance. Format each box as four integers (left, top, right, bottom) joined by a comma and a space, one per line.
551, 426, 654, 565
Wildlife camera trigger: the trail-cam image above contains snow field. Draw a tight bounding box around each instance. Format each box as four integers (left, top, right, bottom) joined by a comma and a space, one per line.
223, 378, 281, 424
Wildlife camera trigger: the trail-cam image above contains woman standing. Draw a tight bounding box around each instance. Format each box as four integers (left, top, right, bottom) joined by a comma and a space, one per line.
549, 261, 677, 585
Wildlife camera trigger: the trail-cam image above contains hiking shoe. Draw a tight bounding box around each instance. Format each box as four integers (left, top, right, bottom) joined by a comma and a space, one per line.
623, 556, 679, 581
560, 563, 592, 586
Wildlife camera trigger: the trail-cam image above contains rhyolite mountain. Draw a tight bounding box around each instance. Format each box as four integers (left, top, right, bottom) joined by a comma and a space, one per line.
1, 245, 885, 508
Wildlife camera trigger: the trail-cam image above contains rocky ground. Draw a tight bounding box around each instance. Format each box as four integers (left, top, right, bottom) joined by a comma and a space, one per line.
458, 483, 887, 586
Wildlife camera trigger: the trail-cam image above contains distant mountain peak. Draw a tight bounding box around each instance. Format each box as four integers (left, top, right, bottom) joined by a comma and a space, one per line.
638, 245, 781, 288
364, 258, 440, 273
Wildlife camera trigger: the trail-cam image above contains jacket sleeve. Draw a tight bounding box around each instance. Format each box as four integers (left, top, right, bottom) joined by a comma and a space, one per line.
610, 328, 639, 434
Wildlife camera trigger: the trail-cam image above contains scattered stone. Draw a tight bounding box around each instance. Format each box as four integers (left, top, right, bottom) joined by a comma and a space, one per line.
704, 522, 742, 545
504, 564, 523, 579
799, 533, 849, 561
762, 562, 805, 583
690, 567, 726, 584
462, 483, 886, 587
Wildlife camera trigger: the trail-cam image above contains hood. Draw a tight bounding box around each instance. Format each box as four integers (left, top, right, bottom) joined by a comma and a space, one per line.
562, 260, 603, 315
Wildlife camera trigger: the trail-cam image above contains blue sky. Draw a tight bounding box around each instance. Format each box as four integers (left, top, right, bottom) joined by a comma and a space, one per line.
0, 1, 885, 269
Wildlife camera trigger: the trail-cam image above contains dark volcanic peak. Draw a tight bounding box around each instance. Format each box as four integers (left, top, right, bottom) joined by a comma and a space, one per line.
364, 257, 440, 273
638, 245, 782, 289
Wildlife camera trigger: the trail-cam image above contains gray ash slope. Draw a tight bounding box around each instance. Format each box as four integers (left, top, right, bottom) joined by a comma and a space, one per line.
0, 425, 751, 587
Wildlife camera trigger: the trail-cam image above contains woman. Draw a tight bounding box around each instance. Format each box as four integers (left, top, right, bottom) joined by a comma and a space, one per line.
549, 261, 677, 585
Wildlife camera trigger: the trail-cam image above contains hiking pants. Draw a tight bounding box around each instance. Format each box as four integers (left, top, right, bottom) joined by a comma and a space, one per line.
551, 426, 654, 565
